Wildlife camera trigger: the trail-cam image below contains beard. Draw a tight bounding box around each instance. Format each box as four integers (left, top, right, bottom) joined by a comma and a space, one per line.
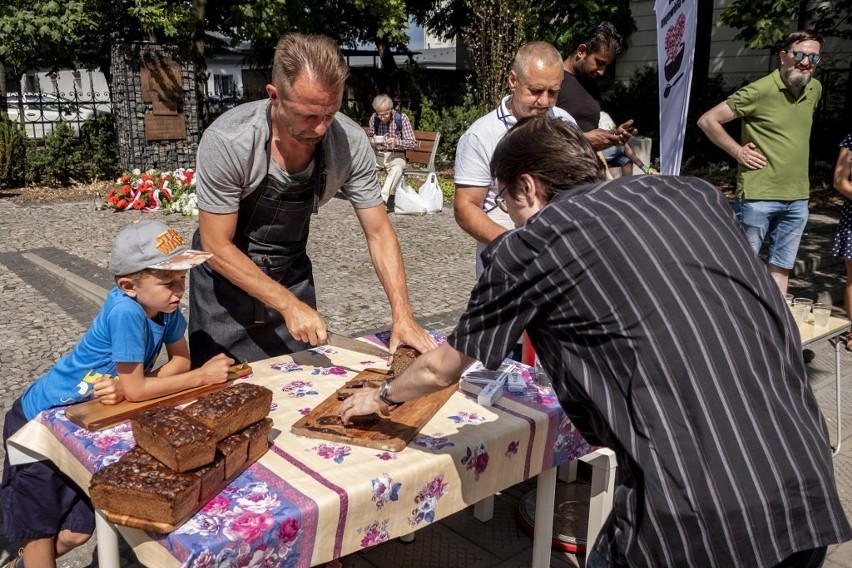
781, 65, 812, 89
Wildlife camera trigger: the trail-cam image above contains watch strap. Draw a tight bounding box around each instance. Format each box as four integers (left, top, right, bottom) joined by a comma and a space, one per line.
378, 379, 399, 406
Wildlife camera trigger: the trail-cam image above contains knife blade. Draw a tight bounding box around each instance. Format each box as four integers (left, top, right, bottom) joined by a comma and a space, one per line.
325, 332, 391, 358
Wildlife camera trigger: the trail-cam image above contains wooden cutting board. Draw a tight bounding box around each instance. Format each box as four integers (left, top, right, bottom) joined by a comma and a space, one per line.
65, 364, 253, 431
291, 369, 458, 452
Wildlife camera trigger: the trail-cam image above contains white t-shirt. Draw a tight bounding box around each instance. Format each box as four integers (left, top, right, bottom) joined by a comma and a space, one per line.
454, 96, 576, 273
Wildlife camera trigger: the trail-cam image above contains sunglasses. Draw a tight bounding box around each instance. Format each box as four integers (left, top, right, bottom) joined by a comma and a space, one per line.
495, 186, 509, 213
786, 51, 821, 65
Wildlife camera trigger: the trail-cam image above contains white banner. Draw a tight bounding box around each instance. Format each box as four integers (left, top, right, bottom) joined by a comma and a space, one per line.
655, 0, 697, 175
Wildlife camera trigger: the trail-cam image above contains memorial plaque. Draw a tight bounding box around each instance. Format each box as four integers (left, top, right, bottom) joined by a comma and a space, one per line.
140, 55, 185, 140
141, 58, 182, 109
144, 114, 186, 141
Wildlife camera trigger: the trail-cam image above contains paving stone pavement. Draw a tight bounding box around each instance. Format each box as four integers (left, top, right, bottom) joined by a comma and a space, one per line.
0, 196, 851, 567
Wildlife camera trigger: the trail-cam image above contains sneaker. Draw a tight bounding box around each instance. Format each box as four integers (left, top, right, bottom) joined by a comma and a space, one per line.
803, 349, 816, 363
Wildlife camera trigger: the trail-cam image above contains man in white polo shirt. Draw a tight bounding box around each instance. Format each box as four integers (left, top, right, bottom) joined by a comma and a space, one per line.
454, 41, 576, 275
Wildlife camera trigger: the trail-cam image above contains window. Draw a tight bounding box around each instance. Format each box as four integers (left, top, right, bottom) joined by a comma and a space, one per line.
213, 74, 236, 97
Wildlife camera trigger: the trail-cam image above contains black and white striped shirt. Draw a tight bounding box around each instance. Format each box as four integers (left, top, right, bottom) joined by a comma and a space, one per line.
448, 175, 851, 566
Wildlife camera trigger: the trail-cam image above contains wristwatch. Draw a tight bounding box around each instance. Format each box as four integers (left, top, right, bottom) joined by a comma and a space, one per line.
378, 379, 400, 406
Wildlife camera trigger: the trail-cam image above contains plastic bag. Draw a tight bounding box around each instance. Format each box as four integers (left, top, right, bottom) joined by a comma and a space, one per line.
418, 172, 443, 214
393, 179, 427, 215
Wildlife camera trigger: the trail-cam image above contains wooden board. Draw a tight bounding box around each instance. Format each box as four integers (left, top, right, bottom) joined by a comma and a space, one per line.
65, 364, 253, 431
291, 369, 458, 452
101, 449, 266, 534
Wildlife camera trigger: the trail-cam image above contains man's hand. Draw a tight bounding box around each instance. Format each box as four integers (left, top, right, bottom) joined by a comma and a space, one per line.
736, 142, 767, 170
197, 353, 236, 385
281, 299, 328, 346
388, 317, 438, 354
93, 377, 125, 405
615, 119, 637, 145
340, 388, 384, 425
584, 128, 620, 151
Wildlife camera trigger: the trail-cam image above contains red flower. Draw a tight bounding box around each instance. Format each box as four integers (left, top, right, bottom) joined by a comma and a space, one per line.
132, 199, 146, 210
116, 198, 128, 209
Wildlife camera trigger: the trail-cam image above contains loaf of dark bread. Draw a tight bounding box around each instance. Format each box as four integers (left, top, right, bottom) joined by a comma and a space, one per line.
216, 431, 249, 480
242, 417, 273, 461
391, 346, 420, 377
195, 454, 226, 503
131, 407, 216, 472
89, 447, 200, 525
183, 383, 273, 441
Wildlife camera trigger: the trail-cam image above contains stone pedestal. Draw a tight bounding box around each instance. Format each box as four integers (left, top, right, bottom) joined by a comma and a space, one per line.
110, 43, 199, 171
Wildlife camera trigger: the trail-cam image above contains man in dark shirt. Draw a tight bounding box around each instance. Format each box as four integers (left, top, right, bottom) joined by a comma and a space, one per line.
341, 117, 851, 566
556, 22, 635, 151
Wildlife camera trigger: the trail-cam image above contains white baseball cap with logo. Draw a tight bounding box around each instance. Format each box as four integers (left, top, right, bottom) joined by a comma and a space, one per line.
109, 220, 212, 276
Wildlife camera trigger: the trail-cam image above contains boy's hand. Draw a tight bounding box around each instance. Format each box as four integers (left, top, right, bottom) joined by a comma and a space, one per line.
199, 353, 237, 384
93, 377, 125, 405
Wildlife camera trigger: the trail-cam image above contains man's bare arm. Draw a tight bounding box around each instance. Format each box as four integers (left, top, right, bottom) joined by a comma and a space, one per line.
354, 205, 437, 354
453, 185, 509, 245
698, 101, 766, 170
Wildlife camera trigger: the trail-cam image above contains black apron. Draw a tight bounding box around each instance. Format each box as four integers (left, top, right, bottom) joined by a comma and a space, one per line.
189, 110, 325, 367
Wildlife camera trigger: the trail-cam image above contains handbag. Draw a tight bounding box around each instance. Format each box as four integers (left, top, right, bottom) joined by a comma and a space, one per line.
418, 172, 443, 214
393, 179, 428, 215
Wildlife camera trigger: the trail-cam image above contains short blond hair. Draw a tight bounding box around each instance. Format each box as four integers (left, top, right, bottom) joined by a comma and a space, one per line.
272, 32, 349, 98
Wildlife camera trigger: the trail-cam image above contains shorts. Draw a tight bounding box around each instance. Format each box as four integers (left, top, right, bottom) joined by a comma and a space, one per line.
1, 398, 94, 541
601, 146, 631, 167
733, 198, 808, 270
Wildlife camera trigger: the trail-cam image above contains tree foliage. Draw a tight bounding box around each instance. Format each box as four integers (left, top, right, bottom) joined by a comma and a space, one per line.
416, 0, 634, 55
718, 0, 852, 49
462, 0, 528, 112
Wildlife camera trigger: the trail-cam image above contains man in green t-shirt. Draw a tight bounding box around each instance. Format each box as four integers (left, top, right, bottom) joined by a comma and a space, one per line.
698, 30, 823, 295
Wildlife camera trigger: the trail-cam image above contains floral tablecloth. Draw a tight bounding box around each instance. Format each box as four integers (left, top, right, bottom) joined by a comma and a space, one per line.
15, 332, 592, 567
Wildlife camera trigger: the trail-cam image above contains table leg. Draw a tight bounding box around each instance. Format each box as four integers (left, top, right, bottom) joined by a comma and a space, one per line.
583, 448, 616, 549
95, 510, 120, 568
532, 467, 557, 568
473, 495, 494, 522
834, 337, 842, 457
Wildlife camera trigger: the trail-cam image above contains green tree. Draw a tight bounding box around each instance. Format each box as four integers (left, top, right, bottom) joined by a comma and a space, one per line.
0, 1, 97, 119
415, 0, 635, 115
462, 0, 529, 111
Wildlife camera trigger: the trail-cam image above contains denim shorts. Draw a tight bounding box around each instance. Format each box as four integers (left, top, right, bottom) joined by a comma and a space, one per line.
1, 398, 94, 541
601, 146, 631, 167
733, 198, 809, 270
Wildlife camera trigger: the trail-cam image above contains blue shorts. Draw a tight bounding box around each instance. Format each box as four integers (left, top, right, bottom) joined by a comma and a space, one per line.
1, 398, 94, 541
733, 198, 808, 270
601, 145, 631, 167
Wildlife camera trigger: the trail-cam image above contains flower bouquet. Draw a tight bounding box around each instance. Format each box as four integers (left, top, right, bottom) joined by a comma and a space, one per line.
104, 168, 198, 216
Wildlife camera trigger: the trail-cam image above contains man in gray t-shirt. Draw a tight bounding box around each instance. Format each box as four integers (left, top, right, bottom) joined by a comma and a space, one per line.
188, 32, 436, 367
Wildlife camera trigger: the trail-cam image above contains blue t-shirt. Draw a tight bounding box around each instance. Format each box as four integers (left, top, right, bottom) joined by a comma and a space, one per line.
20, 287, 187, 420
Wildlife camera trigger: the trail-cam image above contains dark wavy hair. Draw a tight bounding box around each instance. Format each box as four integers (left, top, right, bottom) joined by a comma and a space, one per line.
780, 29, 824, 50
490, 116, 605, 203
272, 33, 349, 98
570, 22, 624, 56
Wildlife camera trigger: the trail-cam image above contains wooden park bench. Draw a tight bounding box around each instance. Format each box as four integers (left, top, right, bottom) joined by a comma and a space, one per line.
403, 130, 441, 178
362, 127, 441, 180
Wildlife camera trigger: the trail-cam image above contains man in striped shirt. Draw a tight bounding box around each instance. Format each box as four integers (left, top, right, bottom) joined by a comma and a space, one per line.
342, 117, 851, 566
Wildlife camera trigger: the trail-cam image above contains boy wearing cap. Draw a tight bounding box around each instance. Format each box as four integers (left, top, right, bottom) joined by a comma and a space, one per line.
0, 220, 234, 568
